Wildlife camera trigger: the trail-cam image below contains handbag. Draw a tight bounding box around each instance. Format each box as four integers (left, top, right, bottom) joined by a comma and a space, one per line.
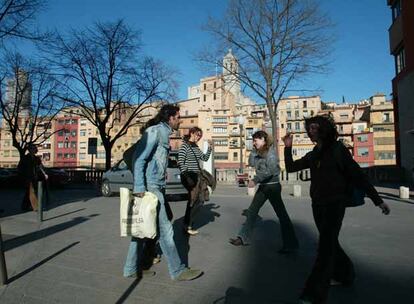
120, 188, 158, 238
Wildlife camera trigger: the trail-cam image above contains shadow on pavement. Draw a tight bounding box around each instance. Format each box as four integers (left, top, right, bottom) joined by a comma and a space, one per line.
3, 214, 99, 252
42, 208, 86, 222
0, 187, 100, 218
212, 218, 413, 304
7, 241, 80, 284
172, 203, 221, 266
114, 277, 143, 304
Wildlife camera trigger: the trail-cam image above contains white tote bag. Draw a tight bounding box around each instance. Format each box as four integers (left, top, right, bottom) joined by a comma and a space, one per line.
120, 188, 158, 239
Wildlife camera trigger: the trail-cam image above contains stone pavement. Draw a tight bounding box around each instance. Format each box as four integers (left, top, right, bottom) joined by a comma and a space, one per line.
0, 183, 413, 304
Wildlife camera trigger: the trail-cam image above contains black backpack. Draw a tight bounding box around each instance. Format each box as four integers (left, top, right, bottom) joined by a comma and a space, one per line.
333, 141, 365, 208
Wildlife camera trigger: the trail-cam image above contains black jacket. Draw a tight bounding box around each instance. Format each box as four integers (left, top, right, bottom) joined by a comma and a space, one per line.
284, 141, 383, 206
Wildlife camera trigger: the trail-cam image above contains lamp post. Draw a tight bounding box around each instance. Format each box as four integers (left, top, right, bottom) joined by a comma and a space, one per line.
238, 115, 245, 174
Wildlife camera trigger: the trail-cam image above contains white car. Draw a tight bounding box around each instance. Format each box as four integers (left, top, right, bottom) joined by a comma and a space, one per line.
101, 151, 187, 199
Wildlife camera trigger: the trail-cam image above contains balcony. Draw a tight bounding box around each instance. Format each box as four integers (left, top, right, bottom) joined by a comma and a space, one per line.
388, 14, 403, 54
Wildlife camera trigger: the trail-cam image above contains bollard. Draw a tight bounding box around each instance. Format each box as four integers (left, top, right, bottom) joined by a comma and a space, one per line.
399, 186, 409, 199
0, 225, 8, 285
38, 181, 43, 222
293, 185, 302, 197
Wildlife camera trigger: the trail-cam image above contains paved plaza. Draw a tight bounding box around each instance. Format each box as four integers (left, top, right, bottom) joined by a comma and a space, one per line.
0, 183, 413, 303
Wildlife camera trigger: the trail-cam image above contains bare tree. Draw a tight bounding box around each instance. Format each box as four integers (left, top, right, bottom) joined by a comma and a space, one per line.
0, 0, 46, 43
200, 0, 334, 148
43, 19, 177, 170
0, 51, 65, 158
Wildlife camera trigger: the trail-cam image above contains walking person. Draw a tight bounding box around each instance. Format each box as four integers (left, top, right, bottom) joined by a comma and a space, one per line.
283, 115, 390, 304
178, 127, 212, 236
19, 144, 48, 212
229, 130, 299, 254
123, 104, 203, 281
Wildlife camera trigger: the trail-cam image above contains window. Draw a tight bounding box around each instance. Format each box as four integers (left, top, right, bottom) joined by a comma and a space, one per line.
71, 130, 77, 137
357, 135, 368, 142
392, 0, 401, 21
4, 151, 9, 157
80, 119, 87, 126
213, 93, 216, 100
212, 117, 227, 123
375, 151, 396, 160
340, 114, 349, 119
71, 141, 77, 148
374, 137, 395, 145
79, 153, 86, 160
383, 113, 391, 123
97, 151, 106, 159
233, 152, 238, 160
57, 142, 64, 148
203, 95, 206, 102
303, 100, 307, 108
287, 123, 292, 131
214, 152, 228, 160
58, 130, 64, 136
395, 47, 405, 74
57, 153, 63, 158
213, 139, 228, 146
214, 81, 217, 88
357, 147, 369, 157
295, 122, 300, 131
373, 125, 394, 132
203, 83, 207, 90
287, 111, 291, 119
80, 129, 86, 136
295, 110, 299, 118
213, 127, 227, 133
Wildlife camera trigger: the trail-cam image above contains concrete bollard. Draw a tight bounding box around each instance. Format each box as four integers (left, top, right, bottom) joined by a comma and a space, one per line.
399, 186, 410, 199
293, 185, 302, 197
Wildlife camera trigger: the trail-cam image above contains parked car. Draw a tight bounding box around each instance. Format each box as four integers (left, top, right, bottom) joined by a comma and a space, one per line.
0, 168, 19, 187
101, 151, 187, 200
44, 168, 69, 187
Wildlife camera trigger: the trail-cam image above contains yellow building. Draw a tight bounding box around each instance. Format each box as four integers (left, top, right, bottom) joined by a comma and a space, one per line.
369, 94, 396, 166
277, 96, 322, 169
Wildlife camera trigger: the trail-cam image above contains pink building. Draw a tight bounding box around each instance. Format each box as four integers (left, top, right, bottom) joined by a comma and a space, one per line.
353, 132, 375, 167
53, 116, 79, 167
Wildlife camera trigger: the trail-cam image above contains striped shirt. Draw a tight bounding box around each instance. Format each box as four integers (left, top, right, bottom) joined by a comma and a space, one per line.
178, 141, 212, 173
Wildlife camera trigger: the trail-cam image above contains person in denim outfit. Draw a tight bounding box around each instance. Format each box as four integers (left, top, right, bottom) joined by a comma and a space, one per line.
123, 104, 203, 281
229, 131, 299, 254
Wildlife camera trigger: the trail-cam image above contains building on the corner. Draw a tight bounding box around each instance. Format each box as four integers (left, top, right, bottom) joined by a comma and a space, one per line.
369, 94, 396, 166
387, 0, 414, 183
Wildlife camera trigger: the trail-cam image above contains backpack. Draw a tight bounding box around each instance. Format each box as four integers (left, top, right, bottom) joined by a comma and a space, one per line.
123, 142, 137, 172
333, 142, 365, 208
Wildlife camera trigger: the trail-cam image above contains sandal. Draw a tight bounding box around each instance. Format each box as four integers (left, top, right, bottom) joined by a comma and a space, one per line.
229, 237, 244, 246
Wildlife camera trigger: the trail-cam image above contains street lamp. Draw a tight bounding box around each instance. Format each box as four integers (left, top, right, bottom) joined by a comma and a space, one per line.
238, 115, 245, 174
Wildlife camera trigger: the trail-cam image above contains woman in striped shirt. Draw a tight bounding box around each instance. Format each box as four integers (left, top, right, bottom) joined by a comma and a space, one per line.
178, 127, 212, 235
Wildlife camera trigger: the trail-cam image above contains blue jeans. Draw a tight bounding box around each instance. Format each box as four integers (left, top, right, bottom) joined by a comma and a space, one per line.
123, 187, 186, 279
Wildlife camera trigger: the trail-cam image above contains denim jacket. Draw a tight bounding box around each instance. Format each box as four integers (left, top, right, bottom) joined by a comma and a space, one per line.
248, 145, 280, 184
133, 122, 172, 193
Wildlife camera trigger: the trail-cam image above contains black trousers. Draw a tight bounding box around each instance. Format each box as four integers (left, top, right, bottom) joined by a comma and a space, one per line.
240, 183, 299, 249
301, 203, 355, 304
181, 171, 200, 228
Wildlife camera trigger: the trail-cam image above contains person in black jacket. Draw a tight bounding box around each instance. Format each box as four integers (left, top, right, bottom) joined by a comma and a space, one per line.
283, 115, 390, 304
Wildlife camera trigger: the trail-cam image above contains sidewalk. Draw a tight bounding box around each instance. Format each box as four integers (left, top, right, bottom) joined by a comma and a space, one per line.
0, 184, 413, 303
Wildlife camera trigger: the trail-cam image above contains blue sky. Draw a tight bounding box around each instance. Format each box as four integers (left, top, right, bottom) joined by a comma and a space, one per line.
30, 0, 393, 104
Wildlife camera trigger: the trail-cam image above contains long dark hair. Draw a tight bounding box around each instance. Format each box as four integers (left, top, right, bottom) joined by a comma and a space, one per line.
305, 114, 338, 146
252, 130, 271, 155
183, 126, 203, 142
141, 104, 180, 133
